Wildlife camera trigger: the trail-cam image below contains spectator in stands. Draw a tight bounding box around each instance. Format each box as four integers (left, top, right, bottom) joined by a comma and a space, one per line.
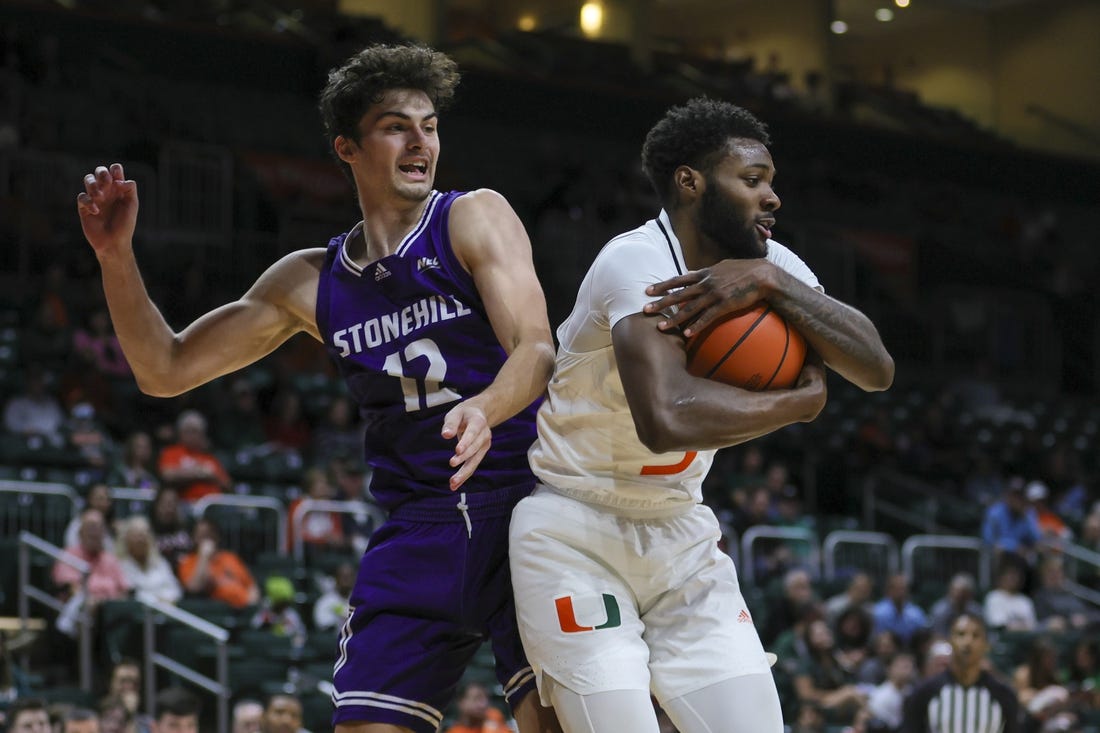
60, 708, 99, 733
731, 485, 773, 537
984, 558, 1037, 631
105, 659, 142, 719
793, 618, 868, 725
981, 480, 1041, 564
3, 368, 65, 445
857, 630, 902, 686
258, 694, 304, 733
66, 403, 114, 477
149, 486, 193, 570
151, 687, 199, 733
866, 652, 916, 733
117, 515, 182, 605
872, 573, 929, 648
72, 307, 130, 379
250, 575, 305, 644
903, 614, 1019, 733
53, 508, 130, 609
835, 606, 874, 672
97, 696, 132, 733
443, 682, 508, 733
1065, 636, 1100, 711
287, 467, 345, 553
1080, 511, 1100, 590
232, 700, 263, 733
1013, 636, 1075, 732
313, 560, 356, 631
1033, 554, 1098, 631
264, 389, 310, 453
824, 572, 875, 625
308, 395, 363, 467
928, 573, 983, 638
157, 409, 231, 503
107, 431, 159, 490
63, 483, 116, 553
765, 567, 819, 645
213, 378, 267, 453
6, 697, 51, 733
328, 456, 375, 556
1025, 481, 1071, 545
177, 517, 258, 609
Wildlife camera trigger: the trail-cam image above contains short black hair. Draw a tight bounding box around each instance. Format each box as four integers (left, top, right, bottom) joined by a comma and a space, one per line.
319, 43, 460, 180
8, 698, 49, 726
63, 707, 99, 724
641, 97, 771, 206
951, 611, 988, 636
155, 687, 200, 720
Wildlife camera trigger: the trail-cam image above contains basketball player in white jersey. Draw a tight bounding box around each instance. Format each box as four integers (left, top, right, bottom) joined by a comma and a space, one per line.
509, 98, 895, 733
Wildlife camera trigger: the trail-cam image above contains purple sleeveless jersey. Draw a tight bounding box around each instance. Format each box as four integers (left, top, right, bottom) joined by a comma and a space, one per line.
316, 190, 539, 510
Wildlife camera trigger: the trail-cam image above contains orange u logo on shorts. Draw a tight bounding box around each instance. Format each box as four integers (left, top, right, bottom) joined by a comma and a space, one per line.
554, 594, 621, 633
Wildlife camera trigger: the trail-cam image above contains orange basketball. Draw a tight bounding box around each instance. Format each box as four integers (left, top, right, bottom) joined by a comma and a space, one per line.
685, 304, 806, 390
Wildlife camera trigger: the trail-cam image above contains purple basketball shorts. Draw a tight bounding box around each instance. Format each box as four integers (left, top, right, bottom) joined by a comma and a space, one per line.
331, 484, 536, 732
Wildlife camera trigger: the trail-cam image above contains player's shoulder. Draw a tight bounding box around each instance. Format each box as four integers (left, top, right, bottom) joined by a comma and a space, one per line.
597, 218, 666, 262
449, 188, 513, 219
265, 247, 328, 281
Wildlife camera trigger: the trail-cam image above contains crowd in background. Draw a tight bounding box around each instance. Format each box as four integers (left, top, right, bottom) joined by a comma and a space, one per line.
1, 2, 1099, 732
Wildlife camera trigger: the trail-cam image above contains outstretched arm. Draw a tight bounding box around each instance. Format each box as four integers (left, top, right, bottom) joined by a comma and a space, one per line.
77, 164, 322, 397
443, 189, 556, 489
644, 258, 894, 392
614, 312, 827, 453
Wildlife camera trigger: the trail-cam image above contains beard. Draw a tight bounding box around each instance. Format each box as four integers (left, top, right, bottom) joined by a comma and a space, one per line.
696, 179, 768, 259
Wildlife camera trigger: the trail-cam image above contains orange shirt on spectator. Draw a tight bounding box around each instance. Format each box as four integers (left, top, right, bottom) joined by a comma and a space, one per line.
158, 444, 230, 503
287, 497, 345, 552
177, 550, 256, 609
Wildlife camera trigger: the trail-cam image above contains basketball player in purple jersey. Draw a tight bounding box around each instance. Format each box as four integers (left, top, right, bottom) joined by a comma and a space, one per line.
76, 45, 560, 733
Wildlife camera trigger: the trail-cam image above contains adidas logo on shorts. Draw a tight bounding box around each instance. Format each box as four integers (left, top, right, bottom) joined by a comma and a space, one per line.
737, 609, 752, 623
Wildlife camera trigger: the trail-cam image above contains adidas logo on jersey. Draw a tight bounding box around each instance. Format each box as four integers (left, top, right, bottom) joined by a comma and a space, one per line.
417, 256, 440, 272
737, 609, 752, 623
374, 263, 391, 281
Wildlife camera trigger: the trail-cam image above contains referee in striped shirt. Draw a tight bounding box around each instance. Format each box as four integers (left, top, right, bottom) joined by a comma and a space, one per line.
902, 612, 1020, 733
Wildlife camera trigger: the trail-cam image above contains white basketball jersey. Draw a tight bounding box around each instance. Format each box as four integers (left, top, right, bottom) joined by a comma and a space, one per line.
528, 209, 821, 513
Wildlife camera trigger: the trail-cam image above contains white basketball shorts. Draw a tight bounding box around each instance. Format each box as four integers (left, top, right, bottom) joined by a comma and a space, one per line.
508, 485, 771, 706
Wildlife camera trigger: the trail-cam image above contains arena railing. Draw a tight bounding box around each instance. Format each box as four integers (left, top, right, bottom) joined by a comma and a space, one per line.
141, 597, 231, 733
1, 480, 80, 548
108, 486, 158, 521
901, 534, 991, 592
290, 498, 387, 561
17, 531, 93, 691
192, 494, 287, 562
740, 526, 821, 586
1044, 538, 1100, 607
822, 530, 899, 585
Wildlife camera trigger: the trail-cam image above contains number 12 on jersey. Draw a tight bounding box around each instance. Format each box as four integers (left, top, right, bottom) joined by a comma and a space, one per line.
383, 338, 462, 412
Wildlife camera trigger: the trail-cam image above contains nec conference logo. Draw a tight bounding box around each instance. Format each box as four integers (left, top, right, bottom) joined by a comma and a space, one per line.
417, 256, 440, 272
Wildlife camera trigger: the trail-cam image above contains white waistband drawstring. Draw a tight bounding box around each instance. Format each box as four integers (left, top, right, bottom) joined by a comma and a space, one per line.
456, 492, 472, 538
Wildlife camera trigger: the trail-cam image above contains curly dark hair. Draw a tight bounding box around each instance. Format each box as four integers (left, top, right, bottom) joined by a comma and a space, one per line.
641, 97, 771, 206
319, 44, 460, 178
